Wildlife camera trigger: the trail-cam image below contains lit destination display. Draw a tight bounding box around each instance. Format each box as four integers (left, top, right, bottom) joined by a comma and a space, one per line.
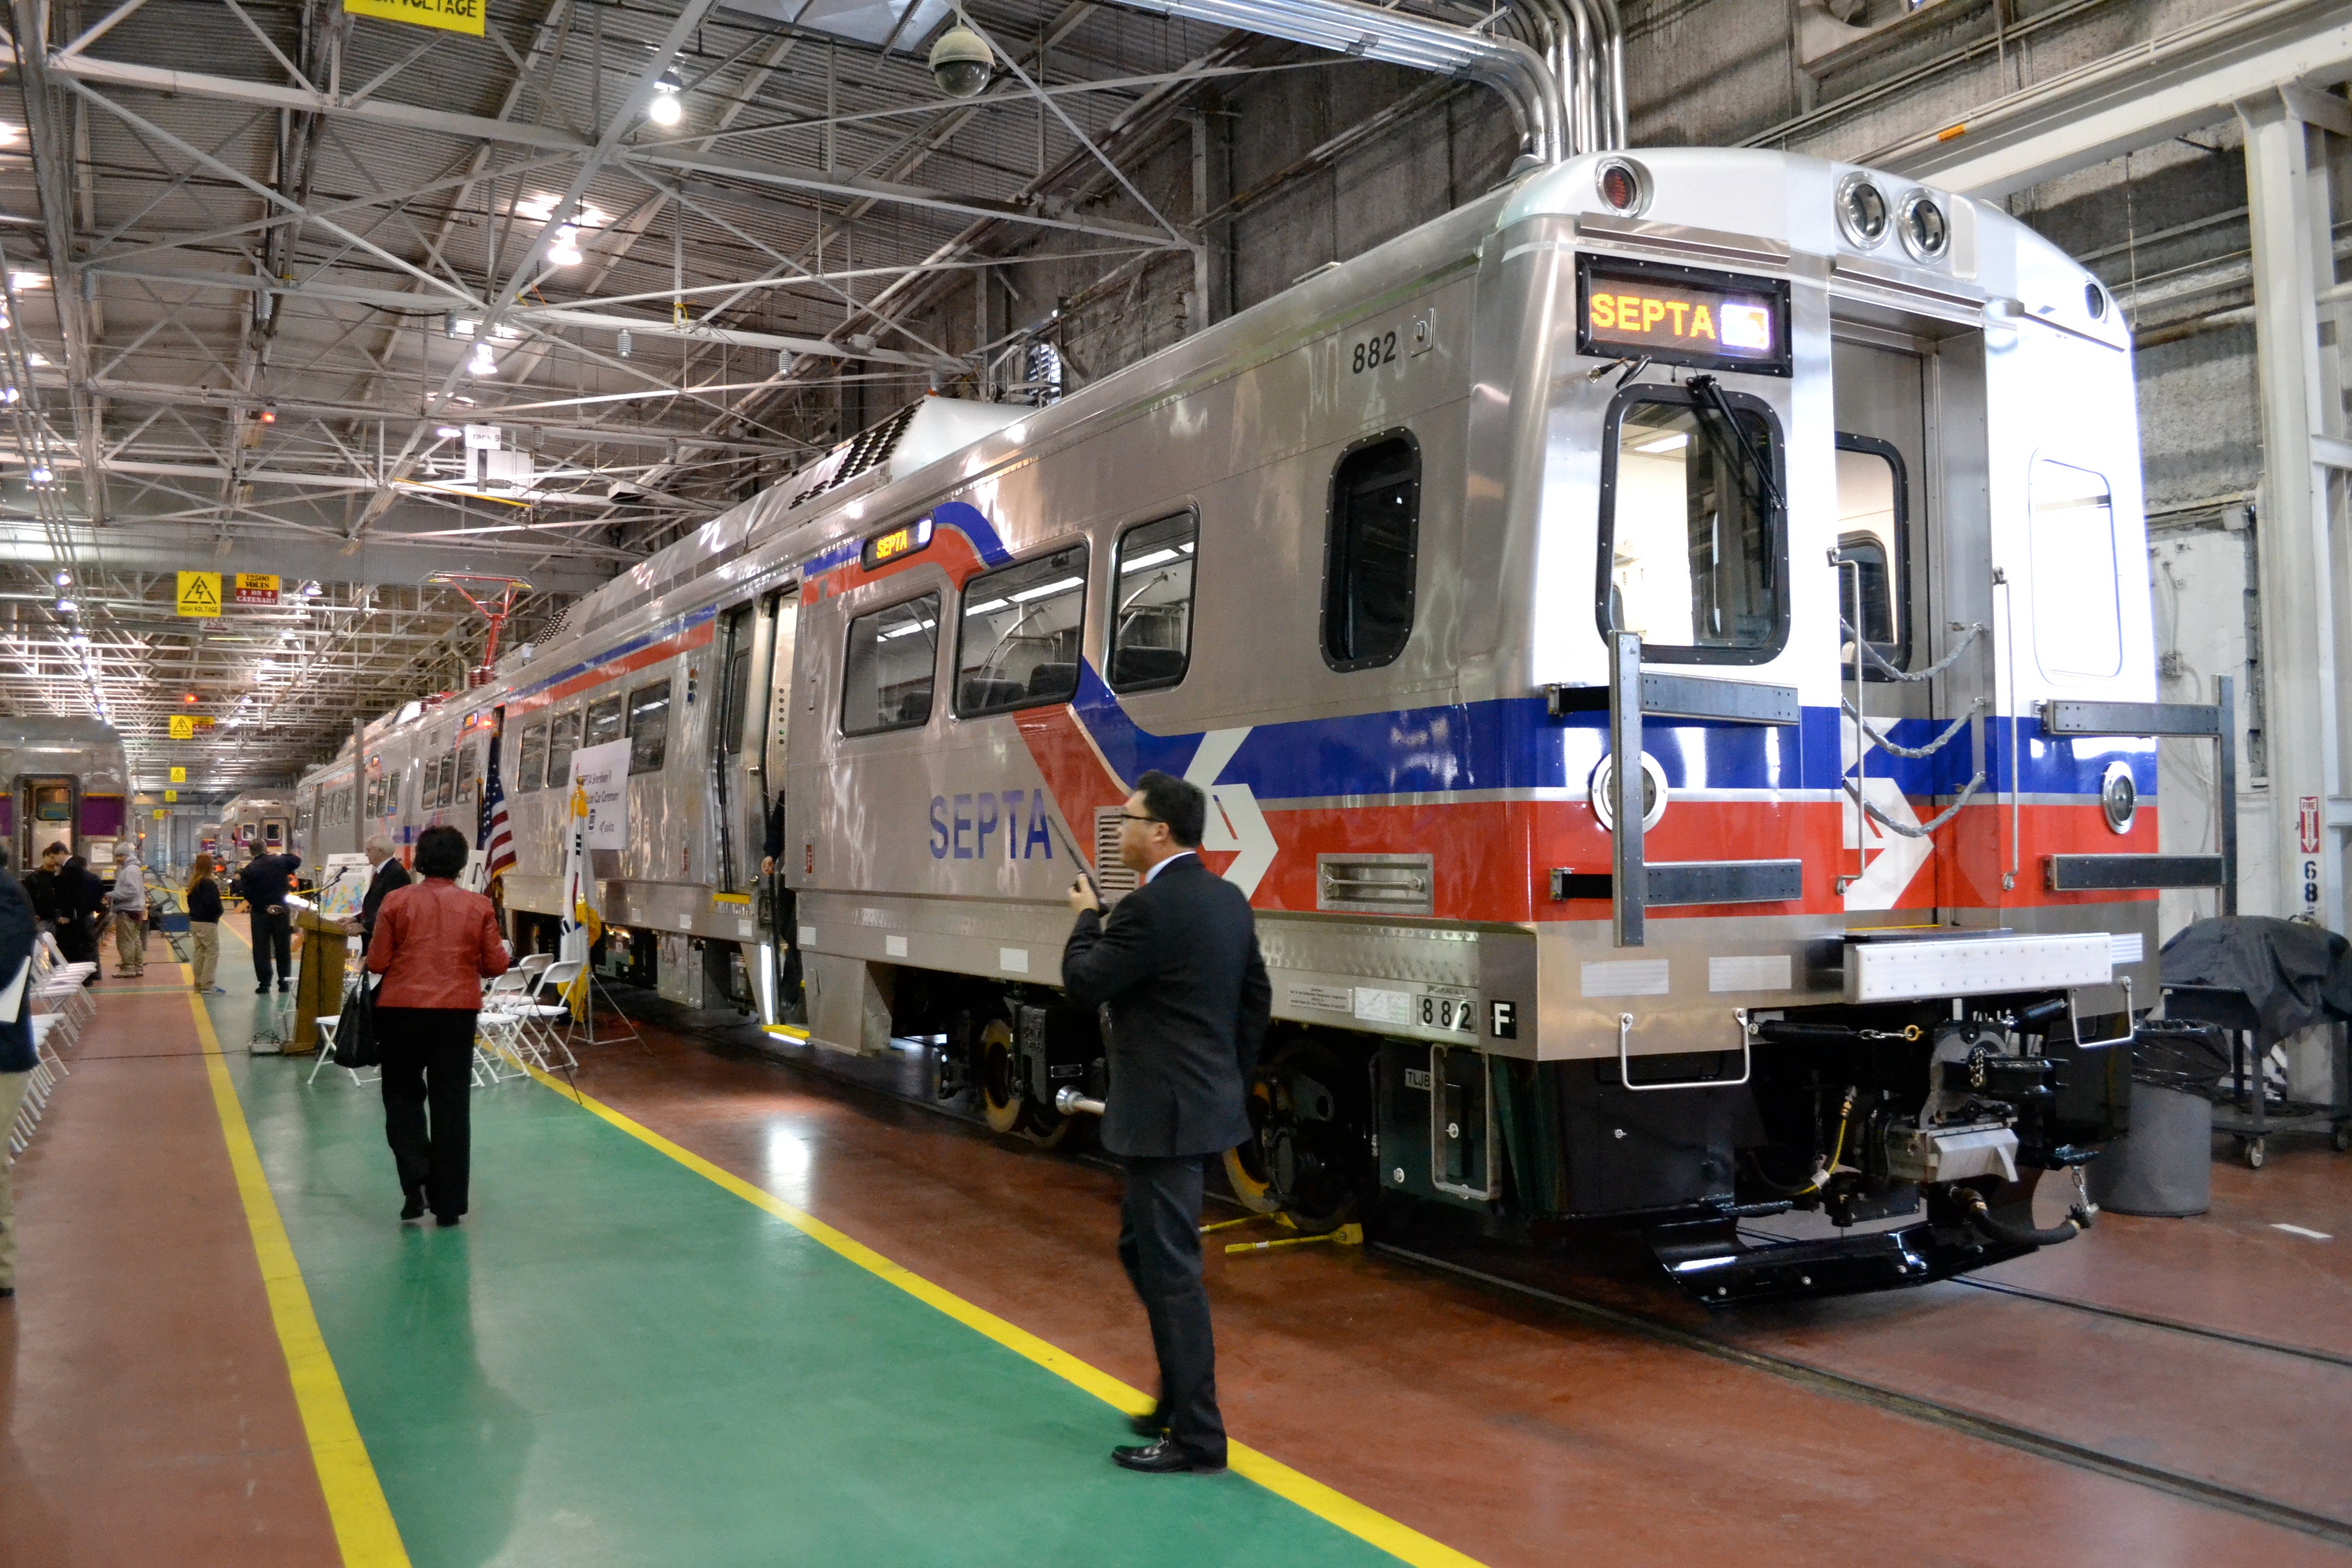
1577, 258, 1791, 376
861, 515, 936, 570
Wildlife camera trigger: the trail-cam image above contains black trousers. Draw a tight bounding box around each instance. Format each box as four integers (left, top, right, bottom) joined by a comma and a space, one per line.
378, 1008, 476, 1219
1118, 1153, 1224, 1462
251, 906, 293, 986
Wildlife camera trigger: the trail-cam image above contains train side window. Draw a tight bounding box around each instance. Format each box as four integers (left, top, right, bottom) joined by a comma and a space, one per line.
2029, 460, 2122, 679
584, 695, 624, 749
720, 646, 752, 756
1598, 387, 1787, 664
955, 544, 1087, 717
517, 723, 548, 792
434, 751, 456, 809
627, 681, 673, 773
1109, 513, 1197, 692
1322, 432, 1419, 670
546, 710, 581, 788
1834, 435, 1910, 678
842, 593, 941, 736
455, 740, 481, 804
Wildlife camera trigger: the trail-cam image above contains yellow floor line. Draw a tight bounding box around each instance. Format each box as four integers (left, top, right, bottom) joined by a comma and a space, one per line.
185, 949, 411, 1567
520, 1060, 1484, 1568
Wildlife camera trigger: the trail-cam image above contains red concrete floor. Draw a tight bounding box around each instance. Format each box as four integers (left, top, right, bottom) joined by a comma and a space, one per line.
568, 1018, 2352, 1568
0, 929, 337, 1568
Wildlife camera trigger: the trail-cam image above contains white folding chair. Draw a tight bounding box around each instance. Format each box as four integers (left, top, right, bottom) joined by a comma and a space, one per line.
514, 960, 584, 1071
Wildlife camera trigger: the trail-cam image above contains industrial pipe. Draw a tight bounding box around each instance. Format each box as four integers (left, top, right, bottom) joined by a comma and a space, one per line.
1119, 0, 1568, 165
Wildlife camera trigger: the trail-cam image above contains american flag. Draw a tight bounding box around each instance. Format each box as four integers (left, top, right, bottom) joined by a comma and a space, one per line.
478, 717, 518, 878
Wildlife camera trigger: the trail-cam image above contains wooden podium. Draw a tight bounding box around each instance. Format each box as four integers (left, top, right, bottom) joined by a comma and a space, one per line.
290, 907, 349, 1057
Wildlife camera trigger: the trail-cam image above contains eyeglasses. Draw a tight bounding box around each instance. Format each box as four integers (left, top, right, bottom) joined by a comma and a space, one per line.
1118, 812, 1163, 825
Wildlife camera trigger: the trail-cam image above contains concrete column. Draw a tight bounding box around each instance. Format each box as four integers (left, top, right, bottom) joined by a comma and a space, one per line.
2239, 90, 2347, 932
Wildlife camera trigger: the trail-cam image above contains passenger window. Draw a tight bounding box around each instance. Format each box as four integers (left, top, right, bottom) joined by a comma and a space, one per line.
1110, 514, 1197, 691
2030, 460, 2121, 679
842, 593, 941, 736
1834, 436, 1909, 678
546, 710, 581, 788
1599, 389, 1787, 663
1324, 433, 1419, 669
627, 681, 672, 773
955, 545, 1087, 717
517, 722, 548, 793
721, 647, 752, 756
455, 741, 481, 804
434, 751, 456, 809
584, 695, 624, 749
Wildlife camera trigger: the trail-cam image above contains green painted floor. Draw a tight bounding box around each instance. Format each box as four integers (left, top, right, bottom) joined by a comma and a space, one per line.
201, 977, 1403, 1568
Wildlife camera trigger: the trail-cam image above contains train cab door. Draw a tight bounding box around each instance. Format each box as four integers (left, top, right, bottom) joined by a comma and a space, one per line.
1831, 326, 1994, 916
20, 776, 75, 866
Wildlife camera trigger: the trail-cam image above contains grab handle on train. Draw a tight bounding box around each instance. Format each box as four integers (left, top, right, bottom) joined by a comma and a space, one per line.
1617, 1009, 1752, 1093
1054, 1086, 1107, 1117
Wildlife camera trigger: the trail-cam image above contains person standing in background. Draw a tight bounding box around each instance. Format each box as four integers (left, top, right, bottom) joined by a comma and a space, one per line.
106, 842, 149, 978
366, 825, 509, 1226
185, 852, 225, 995
23, 843, 64, 936
0, 856, 38, 1300
341, 836, 411, 951
54, 854, 101, 986
237, 840, 302, 994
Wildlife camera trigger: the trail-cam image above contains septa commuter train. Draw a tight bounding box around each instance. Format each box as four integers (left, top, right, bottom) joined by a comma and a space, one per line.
300, 148, 2182, 1302
0, 717, 129, 868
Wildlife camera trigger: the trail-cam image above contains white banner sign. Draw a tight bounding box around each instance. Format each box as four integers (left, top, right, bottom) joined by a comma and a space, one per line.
569, 740, 631, 849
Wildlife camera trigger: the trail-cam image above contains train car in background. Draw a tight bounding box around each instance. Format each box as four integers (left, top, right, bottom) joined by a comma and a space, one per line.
218, 793, 296, 860
0, 717, 130, 867
301, 147, 2184, 1303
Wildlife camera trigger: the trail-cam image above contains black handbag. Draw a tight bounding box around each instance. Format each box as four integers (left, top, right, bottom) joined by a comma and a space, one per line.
334, 977, 381, 1069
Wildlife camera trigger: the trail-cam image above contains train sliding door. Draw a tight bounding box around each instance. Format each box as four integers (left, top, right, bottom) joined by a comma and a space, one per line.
714, 588, 799, 1022
1831, 327, 1996, 916
20, 776, 74, 865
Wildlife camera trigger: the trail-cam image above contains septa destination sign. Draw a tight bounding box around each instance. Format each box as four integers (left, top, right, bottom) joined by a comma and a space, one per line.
861, 515, 936, 571
1577, 256, 1792, 376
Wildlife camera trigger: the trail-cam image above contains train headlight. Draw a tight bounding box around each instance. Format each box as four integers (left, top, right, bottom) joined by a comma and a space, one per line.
2084, 281, 2110, 320
1595, 157, 1650, 217
1835, 173, 1889, 249
1899, 191, 1951, 261
1589, 752, 1670, 835
2100, 761, 2137, 836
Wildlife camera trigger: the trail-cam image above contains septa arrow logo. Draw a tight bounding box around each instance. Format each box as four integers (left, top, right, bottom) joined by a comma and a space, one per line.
1185, 727, 1277, 899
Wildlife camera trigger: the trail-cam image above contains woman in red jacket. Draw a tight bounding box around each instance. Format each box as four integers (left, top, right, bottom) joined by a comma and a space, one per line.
365, 825, 510, 1224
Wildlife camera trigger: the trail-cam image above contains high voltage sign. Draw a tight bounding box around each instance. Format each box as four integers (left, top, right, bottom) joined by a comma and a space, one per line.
168, 716, 195, 740
176, 571, 222, 618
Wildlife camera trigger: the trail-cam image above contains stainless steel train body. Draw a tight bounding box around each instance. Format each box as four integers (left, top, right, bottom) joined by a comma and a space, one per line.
0, 717, 130, 866
219, 793, 296, 857
306, 148, 2168, 1299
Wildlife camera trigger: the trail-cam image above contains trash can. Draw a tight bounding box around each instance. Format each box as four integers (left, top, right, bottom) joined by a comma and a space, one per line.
2087, 1020, 2231, 1217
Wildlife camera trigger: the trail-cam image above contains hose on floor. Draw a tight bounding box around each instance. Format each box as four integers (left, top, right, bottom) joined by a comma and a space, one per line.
1956, 1185, 2091, 1247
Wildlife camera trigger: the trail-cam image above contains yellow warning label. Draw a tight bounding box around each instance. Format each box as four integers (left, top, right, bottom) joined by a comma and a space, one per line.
165, 789, 178, 802
342, 0, 483, 35
153, 808, 167, 821
169, 766, 186, 783
176, 571, 221, 618
169, 715, 195, 740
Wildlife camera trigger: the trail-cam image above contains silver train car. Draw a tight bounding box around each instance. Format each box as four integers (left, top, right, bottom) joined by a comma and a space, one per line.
0, 717, 130, 867
219, 793, 296, 858
304, 147, 2184, 1301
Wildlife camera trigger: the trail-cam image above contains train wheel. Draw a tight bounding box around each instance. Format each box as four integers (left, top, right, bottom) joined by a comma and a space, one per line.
1017, 1104, 1071, 1149
1221, 1077, 1284, 1214
977, 1019, 1023, 1135
1247, 1039, 1367, 1235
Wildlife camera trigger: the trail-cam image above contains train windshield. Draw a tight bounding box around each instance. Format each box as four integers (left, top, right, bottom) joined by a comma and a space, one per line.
1599, 387, 1787, 663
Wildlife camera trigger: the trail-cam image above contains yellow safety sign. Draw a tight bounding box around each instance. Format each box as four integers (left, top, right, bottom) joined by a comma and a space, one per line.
342, 0, 483, 35
169, 715, 194, 740
169, 766, 186, 783
165, 789, 178, 802
176, 571, 221, 618
152, 808, 167, 821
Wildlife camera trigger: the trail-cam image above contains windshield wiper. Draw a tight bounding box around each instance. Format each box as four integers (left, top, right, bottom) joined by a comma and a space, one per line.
1687, 374, 1784, 516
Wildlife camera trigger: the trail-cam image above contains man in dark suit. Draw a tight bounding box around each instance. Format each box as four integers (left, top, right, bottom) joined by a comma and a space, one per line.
1062, 769, 1270, 1475
341, 836, 412, 951
236, 841, 303, 994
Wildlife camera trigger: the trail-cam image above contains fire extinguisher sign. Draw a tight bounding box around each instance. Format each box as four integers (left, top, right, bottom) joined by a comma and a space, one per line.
2299, 796, 2323, 855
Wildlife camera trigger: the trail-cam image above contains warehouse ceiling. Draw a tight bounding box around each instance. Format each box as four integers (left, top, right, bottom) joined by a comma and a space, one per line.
0, 0, 1503, 787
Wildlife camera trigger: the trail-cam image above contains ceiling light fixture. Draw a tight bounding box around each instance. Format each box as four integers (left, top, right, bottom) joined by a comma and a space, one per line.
8, 271, 46, 290
434, 424, 462, 438
28, 465, 52, 483
548, 225, 584, 267
646, 76, 684, 128
53, 570, 68, 587
468, 341, 497, 377
54, 597, 74, 614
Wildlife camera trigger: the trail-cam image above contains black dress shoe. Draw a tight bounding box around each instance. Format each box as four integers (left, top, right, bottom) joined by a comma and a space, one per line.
435, 1212, 463, 1228
1112, 1436, 1223, 1474
1128, 1408, 1168, 1438
400, 1191, 426, 1222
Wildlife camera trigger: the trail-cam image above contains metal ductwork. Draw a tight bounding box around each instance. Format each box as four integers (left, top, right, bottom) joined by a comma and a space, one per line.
1120, 0, 1572, 165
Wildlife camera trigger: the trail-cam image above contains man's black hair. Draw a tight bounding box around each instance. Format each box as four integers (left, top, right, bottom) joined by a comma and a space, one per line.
41, 842, 65, 859
1134, 769, 1206, 849
413, 824, 470, 879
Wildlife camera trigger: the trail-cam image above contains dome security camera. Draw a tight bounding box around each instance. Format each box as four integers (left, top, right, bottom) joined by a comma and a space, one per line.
929, 27, 994, 99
